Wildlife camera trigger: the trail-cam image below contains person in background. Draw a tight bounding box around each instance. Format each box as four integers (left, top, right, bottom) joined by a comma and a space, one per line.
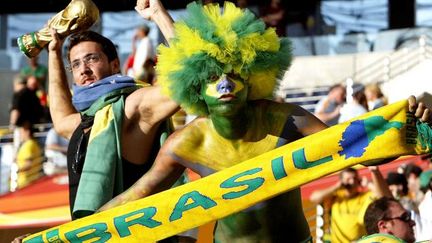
10, 75, 44, 129
20, 55, 48, 93
132, 24, 155, 80
403, 163, 424, 207
9, 75, 44, 151
43, 127, 69, 176
415, 169, 432, 241
9, 76, 44, 190
338, 83, 368, 123
309, 167, 392, 243
314, 83, 346, 126
365, 83, 387, 111
259, 0, 287, 36
386, 172, 419, 214
360, 197, 416, 243
27, 75, 50, 122
14, 125, 44, 189
136, 58, 156, 84
122, 26, 142, 77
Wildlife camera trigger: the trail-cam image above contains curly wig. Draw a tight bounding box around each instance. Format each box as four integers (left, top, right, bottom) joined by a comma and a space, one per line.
157, 1, 292, 115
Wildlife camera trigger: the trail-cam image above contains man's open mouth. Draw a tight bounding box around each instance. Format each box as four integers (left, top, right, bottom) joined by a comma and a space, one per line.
218, 94, 236, 101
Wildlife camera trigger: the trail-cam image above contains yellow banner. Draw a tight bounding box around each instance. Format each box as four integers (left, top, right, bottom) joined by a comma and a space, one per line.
24, 100, 429, 242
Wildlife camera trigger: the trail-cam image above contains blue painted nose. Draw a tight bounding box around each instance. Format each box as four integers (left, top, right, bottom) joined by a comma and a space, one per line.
216, 78, 236, 94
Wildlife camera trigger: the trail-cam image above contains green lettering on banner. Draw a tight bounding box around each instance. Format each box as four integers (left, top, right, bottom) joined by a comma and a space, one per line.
221, 168, 264, 200
170, 191, 217, 221
292, 148, 333, 169
271, 156, 287, 180
46, 228, 63, 243
114, 207, 162, 237
65, 223, 111, 243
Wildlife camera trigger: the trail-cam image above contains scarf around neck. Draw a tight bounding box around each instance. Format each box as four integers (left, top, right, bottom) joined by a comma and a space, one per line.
72, 74, 136, 112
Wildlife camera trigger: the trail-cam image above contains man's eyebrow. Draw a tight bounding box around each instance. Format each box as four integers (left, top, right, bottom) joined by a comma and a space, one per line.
71, 53, 97, 63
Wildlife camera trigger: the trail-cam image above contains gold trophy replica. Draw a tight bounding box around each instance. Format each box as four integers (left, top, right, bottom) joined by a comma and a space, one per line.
17, 0, 99, 58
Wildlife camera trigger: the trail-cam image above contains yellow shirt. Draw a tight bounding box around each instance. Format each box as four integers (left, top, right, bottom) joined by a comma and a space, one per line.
16, 139, 43, 188
330, 190, 375, 243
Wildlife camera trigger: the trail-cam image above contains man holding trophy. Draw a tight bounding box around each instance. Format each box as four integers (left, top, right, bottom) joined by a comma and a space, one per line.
13, 0, 198, 242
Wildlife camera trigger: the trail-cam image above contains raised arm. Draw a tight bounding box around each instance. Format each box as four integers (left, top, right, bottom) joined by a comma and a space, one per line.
98, 138, 186, 211
47, 29, 80, 139
309, 181, 340, 204
368, 166, 392, 198
135, 0, 175, 41
129, 0, 179, 126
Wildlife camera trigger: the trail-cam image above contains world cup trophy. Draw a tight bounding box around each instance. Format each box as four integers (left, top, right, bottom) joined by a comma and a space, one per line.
17, 0, 100, 58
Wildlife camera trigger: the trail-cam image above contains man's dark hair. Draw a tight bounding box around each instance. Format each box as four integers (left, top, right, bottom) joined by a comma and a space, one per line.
66, 30, 118, 63
403, 163, 423, 178
339, 167, 358, 179
386, 172, 408, 195
138, 24, 150, 35
364, 197, 400, 234
329, 83, 344, 92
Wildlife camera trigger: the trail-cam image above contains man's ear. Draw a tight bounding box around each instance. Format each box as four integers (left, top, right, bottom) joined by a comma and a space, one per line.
377, 220, 388, 232
111, 58, 121, 74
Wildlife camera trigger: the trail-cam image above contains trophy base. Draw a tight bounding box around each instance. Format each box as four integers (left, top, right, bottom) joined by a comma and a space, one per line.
17, 33, 43, 58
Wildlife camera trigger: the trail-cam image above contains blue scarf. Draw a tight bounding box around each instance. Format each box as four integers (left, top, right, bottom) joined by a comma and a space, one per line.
72, 74, 136, 112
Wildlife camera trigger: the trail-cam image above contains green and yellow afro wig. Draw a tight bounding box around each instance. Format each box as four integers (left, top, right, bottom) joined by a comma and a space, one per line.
157, 1, 292, 116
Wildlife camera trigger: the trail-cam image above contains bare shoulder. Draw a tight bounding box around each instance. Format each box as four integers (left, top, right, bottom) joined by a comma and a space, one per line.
260, 100, 328, 135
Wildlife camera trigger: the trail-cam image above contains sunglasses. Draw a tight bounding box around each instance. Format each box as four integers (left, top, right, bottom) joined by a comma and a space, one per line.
383, 211, 412, 223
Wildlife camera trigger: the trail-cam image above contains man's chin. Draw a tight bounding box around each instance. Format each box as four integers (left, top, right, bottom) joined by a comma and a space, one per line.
209, 103, 243, 116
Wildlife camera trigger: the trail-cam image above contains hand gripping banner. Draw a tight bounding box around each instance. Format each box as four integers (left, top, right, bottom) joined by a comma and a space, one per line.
24, 100, 431, 242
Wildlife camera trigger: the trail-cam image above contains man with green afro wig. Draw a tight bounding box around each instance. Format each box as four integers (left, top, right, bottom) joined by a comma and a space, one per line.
100, 0, 432, 242
99, 0, 329, 242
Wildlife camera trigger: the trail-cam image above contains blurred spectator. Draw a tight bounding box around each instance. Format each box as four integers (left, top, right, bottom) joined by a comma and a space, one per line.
27, 75, 50, 123
416, 169, 432, 241
132, 24, 155, 80
403, 163, 424, 206
122, 28, 141, 77
235, 0, 258, 15
20, 56, 48, 93
310, 166, 392, 243
314, 83, 346, 126
365, 83, 387, 111
136, 58, 156, 84
14, 125, 44, 189
43, 127, 69, 176
360, 197, 416, 243
386, 172, 418, 213
338, 83, 368, 123
9, 75, 44, 133
259, 0, 287, 36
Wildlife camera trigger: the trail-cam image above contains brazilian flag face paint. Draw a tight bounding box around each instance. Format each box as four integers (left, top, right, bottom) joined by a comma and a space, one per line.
201, 74, 248, 116
205, 74, 245, 97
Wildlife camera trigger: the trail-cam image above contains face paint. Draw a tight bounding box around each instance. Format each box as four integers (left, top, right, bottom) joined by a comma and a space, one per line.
205, 74, 245, 98
201, 74, 248, 117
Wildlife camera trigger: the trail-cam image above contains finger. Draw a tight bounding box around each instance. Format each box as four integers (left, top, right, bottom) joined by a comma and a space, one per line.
408, 95, 417, 113
49, 28, 59, 42
421, 108, 431, 123
415, 102, 426, 119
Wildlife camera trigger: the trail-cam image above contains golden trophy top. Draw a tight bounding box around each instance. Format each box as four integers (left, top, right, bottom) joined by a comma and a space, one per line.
17, 0, 100, 58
